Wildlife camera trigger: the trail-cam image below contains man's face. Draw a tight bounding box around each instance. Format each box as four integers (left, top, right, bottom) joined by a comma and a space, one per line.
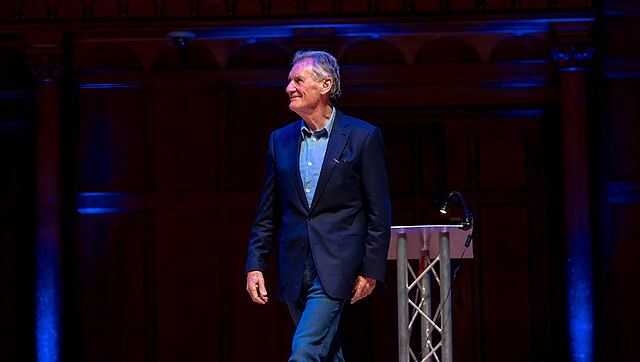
286, 59, 329, 115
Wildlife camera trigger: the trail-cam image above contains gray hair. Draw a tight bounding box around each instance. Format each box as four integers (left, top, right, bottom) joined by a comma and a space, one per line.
292, 50, 342, 104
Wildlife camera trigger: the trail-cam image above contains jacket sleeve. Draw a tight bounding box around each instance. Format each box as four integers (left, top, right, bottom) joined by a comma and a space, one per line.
359, 127, 392, 283
245, 133, 282, 273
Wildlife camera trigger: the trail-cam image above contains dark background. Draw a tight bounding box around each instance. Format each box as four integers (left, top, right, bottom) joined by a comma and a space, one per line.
1, 0, 638, 361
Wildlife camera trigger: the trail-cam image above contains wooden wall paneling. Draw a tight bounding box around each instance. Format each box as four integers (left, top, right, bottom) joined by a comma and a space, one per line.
339, 0, 370, 13
122, 0, 157, 17
356, 281, 400, 362
413, 0, 446, 12
478, 135, 527, 191
381, 122, 426, 195
602, 202, 640, 362
224, 78, 298, 361
344, 108, 448, 225
162, 0, 193, 17
226, 41, 290, 69
340, 39, 406, 66
231, 0, 264, 16
9, 19, 572, 362
302, 0, 336, 14
346, 108, 480, 361
264, 0, 299, 15
226, 206, 293, 361
155, 210, 222, 361
90, 0, 122, 18
607, 77, 640, 180
376, 274, 403, 361
599, 9, 640, 362
77, 86, 150, 191
518, 113, 553, 361
444, 113, 552, 361
338, 288, 397, 362
0, 50, 36, 362
0, 0, 596, 20
490, 35, 551, 62
420, 123, 447, 194
0, 115, 35, 362
381, 120, 447, 224
478, 206, 532, 361
486, 0, 515, 10
450, 257, 477, 362
76, 45, 144, 72
445, 123, 472, 193
604, 14, 640, 59
75, 212, 150, 362
226, 83, 297, 192
449, 0, 481, 11
151, 74, 220, 191
417, 36, 482, 63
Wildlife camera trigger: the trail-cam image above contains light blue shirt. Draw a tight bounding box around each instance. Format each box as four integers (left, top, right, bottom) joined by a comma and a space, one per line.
299, 107, 336, 207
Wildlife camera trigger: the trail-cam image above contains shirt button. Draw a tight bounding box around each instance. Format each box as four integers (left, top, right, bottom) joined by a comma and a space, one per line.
312, 138, 317, 142
307, 162, 312, 166
305, 188, 310, 193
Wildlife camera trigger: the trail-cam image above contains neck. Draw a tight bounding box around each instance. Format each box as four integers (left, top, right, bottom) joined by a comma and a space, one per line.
300, 104, 333, 131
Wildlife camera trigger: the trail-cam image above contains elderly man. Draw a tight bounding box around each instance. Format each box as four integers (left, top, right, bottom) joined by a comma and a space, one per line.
245, 50, 391, 361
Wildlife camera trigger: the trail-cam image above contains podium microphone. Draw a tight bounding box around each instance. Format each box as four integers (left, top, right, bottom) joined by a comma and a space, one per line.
439, 191, 473, 231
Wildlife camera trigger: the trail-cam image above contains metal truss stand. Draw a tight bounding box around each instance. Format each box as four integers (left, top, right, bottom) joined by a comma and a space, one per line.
389, 224, 474, 362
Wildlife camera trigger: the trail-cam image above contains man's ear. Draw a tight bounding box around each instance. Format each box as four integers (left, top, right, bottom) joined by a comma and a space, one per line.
321, 77, 332, 96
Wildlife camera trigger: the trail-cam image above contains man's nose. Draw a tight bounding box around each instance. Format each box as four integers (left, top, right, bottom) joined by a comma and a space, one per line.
286, 81, 296, 93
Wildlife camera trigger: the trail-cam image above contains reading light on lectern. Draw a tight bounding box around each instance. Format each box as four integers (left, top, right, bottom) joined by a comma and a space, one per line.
440, 191, 474, 231
439, 203, 448, 214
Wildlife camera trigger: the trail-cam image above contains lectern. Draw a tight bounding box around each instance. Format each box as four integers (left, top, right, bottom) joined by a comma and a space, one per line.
389, 224, 473, 362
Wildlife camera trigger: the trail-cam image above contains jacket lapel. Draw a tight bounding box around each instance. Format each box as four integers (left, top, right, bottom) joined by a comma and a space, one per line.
309, 110, 351, 213
286, 120, 309, 211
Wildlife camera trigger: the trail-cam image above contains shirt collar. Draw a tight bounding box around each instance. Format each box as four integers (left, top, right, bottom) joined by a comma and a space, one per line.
300, 107, 336, 139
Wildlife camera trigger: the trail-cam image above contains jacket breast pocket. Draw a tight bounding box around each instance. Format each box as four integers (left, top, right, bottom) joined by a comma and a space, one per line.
333, 161, 355, 173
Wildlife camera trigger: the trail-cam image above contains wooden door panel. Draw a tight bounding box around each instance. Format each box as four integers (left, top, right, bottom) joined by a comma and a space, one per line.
77, 87, 150, 191
76, 212, 149, 362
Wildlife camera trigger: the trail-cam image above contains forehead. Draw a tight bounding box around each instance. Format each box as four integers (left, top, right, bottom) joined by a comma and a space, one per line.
289, 58, 315, 78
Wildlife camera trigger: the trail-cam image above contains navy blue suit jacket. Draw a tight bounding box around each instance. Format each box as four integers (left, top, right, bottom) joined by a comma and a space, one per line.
245, 110, 391, 301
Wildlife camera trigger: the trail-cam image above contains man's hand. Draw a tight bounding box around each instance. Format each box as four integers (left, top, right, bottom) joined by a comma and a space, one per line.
350, 275, 376, 304
246, 271, 269, 305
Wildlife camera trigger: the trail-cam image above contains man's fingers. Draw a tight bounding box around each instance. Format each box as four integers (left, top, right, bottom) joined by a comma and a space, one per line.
350, 278, 366, 304
350, 276, 376, 304
246, 271, 268, 304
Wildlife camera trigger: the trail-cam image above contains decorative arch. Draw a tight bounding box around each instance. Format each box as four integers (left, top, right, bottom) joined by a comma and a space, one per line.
225, 40, 290, 68
125, 0, 156, 18
490, 35, 551, 62
416, 36, 481, 63
89, 0, 122, 18
340, 37, 405, 65
55, 0, 88, 18
152, 43, 218, 71
77, 45, 143, 71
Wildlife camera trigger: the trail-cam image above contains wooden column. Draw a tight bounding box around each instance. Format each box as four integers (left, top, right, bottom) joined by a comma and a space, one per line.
552, 22, 595, 362
27, 32, 66, 362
